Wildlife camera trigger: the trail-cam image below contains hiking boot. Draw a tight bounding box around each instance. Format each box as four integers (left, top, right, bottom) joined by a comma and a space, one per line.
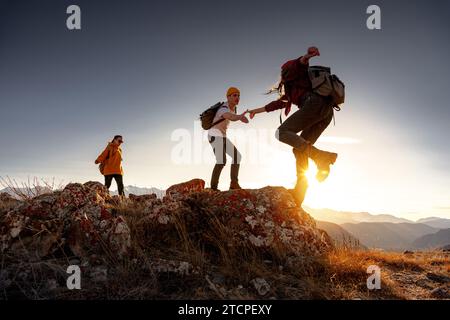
310, 148, 338, 182
229, 181, 242, 190
290, 178, 308, 207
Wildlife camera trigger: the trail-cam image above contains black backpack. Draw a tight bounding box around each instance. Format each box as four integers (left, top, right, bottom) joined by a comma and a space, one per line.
199, 102, 226, 130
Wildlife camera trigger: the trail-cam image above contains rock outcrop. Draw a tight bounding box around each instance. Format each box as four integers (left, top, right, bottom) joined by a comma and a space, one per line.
132, 179, 332, 260
2, 179, 447, 300
0, 179, 334, 299
1, 179, 331, 261
0, 182, 131, 260
1, 178, 332, 261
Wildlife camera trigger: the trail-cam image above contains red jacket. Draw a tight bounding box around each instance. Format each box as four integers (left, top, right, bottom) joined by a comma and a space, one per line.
264, 56, 312, 114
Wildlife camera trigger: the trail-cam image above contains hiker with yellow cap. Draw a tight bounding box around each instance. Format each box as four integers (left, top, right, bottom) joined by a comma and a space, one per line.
202, 87, 249, 190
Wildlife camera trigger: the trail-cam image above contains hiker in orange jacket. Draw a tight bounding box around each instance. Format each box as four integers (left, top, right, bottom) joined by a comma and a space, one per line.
95, 135, 125, 196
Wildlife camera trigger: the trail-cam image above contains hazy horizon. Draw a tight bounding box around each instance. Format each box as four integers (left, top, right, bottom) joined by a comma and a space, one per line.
0, 182, 448, 223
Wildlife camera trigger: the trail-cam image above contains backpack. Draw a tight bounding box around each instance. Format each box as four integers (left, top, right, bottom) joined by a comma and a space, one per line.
199, 102, 226, 130
98, 147, 112, 175
308, 66, 345, 107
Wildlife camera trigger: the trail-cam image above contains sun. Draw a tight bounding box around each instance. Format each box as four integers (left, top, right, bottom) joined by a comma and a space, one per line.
263, 148, 356, 212
304, 160, 320, 186
259, 147, 363, 214
265, 150, 321, 190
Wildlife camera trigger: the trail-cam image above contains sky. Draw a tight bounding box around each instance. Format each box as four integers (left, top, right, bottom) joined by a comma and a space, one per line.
0, 0, 449, 220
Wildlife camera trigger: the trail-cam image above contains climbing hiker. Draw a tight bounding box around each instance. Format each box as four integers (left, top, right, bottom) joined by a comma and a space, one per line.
95, 135, 125, 196
248, 47, 344, 207
201, 87, 249, 191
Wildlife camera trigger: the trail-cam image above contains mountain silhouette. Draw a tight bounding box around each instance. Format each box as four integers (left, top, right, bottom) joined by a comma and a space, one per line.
340, 222, 439, 251
412, 228, 450, 249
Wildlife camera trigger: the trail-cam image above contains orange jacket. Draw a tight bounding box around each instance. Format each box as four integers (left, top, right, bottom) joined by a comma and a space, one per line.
96, 143, 123, 176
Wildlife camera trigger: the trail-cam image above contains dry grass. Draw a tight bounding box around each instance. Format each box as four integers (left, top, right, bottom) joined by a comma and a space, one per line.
0, 176, 65, 201
106, 200, 450, 300
324, 247, 450, 299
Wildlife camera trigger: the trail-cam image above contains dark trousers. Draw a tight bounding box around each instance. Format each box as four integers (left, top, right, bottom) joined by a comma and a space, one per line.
208, 135, 241, 189
105, 174, 125, 196
276, 92, 334, 204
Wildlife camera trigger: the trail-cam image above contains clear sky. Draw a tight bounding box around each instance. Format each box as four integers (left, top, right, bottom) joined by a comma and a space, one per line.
0, 0, 449, 220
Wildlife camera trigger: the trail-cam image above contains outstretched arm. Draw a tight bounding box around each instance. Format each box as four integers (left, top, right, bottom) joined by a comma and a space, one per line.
222, 111, 249, 123
249, 99, 292, 118
248, 107, 266, 119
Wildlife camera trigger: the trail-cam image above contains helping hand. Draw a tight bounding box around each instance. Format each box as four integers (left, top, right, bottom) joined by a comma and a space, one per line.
247, 109, 257, 119
240, 110, 249, 123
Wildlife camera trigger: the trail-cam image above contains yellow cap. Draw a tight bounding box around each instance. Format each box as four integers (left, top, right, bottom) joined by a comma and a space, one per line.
226, 87, 240, 97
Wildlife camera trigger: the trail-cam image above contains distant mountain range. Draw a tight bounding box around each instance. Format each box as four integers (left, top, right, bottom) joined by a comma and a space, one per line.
110, 185, 165, 198
307, 207, 450, 251
305, 207, 413, 224
1, 185, 166, 199
340, 222, 439, 251
416, 217, 450, 229
315, 220, 366, 249
0, 186, 53, 198
412, 229, 450, 250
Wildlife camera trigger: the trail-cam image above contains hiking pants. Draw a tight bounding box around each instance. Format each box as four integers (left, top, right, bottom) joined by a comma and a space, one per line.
276, 92, 334, 204
208, 135, 241, 189
277, 92, 334, 152
105, 174, 125, 196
